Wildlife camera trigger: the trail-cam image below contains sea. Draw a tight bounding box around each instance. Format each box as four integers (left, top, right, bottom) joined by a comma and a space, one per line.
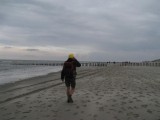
0, 59, 63, 85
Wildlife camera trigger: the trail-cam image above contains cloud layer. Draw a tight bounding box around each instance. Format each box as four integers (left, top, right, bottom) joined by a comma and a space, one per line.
0, 0, 160, 61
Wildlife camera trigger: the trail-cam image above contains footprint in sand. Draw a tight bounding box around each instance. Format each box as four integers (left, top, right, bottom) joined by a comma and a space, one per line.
83, 104, 87, 107
99, 107, 104, 111
128, 100, 133, 103
4, 112, 12, 116
8, 117, 16, 120
111, 104, 115, 107
127, 112, 140, 118
37, 100, 42, 103
16, 104, 24, 108
128, 106, 133, 110
133, 114, 140, 118
98, 97, 102, 100
23, 110, 32, 113
93, 114, 98, 118
85, 96, 89, 98
95, 101, 100, 105
48, 104, 52, 107
73, 112, 78, 115
112, 99, 117, 102
15, 110, 21, 114
122, 96, 128, 99
141, 104, 148, 108
81, 111, 84, 114
114, 116, 121, 120
110, 107, 117, 111
65, 109, 71, 111
121, 102, 127, 105
21, 116, 27, 119
76, 106, 80, 109
118, 110, 123, 113
147, 109, 153, 114
0, 107, 6, 111
37, 96, 41, 99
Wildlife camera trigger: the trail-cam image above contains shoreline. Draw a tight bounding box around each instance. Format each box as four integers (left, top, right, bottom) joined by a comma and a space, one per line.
0, 70, 63, 96
0, 66, 160, 120
0, 70, 61, 86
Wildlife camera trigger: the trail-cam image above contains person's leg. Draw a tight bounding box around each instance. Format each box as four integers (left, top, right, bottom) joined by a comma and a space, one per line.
69, 77, 76, 103
65, 77, 72, 102
66, 87, 72, 103
70, 76, 76, 95
70, 88, 75, 95
66, 77, 75, 95
66, 87, 70, 96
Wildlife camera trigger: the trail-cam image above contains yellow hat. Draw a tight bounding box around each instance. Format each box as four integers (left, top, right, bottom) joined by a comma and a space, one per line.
68, 53, 74, 59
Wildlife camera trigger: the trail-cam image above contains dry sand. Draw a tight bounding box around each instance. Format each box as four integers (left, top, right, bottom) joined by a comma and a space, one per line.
0, 66, 160, 120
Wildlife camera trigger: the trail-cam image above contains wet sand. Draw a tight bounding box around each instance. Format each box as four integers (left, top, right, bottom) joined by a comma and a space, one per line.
0, 66, 160, 120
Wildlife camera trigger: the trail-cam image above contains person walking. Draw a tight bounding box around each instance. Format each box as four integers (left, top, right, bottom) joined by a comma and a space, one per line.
61, 54, 81, 103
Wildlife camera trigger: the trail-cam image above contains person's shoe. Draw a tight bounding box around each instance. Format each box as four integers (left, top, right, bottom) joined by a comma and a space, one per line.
67, 99, 70, 103
67, 95, 70, 103
67, 95, 73, 103
69, 95, 73, 103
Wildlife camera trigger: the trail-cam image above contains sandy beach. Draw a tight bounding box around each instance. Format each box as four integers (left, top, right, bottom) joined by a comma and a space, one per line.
0, 65, 160, 120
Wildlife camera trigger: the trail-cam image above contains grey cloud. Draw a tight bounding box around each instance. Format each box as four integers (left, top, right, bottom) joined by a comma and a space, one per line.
3, 46, 13, 49
0, 0, 160, 61
25, 48, 40, 52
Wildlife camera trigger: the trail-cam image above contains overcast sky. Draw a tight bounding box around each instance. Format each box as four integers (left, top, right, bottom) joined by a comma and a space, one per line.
0, 0, 160, 62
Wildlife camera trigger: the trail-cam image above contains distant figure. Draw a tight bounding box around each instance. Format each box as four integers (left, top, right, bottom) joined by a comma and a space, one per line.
61, 54, 81, 103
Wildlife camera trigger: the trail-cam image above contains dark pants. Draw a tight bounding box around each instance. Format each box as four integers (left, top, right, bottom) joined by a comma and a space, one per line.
65, 76, 76, 89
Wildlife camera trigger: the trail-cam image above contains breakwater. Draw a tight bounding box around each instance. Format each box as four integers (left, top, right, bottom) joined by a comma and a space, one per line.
120, 62, 160, 67
12, 61, 108, 67
11, 60, 160, 67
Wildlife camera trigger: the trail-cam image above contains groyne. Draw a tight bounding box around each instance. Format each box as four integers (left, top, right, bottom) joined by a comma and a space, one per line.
11, 61, 160, 67
120, 62, 160, 67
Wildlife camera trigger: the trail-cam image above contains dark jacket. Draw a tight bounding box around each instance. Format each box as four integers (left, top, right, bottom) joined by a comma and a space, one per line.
61, 58, 81, 80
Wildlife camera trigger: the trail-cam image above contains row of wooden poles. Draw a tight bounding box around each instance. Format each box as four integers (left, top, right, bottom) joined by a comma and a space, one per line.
120, 62, 160, 67
12, 62, 160, 67
12, 62, 108, 67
